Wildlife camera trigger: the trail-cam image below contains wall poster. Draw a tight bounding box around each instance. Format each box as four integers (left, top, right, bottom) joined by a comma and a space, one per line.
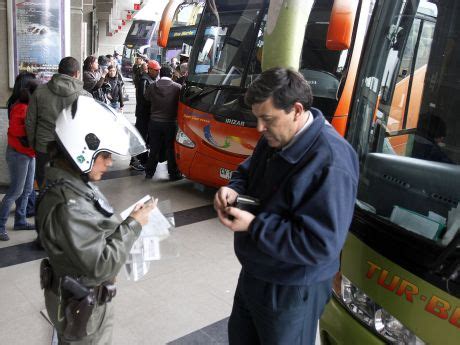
7, 0, 70, 87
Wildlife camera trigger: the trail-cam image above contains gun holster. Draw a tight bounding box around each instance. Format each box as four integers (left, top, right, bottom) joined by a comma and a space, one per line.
97, 282, 116, 304
39, 259, 53, 290
63, 293, 96, 341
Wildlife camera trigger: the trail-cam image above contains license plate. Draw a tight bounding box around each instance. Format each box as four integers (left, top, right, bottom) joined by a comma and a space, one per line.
219, 168, 232, 180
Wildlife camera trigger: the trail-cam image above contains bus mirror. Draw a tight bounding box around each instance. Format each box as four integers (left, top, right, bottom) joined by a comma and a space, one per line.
326, 0, 359, 50
158, 0, 182, 48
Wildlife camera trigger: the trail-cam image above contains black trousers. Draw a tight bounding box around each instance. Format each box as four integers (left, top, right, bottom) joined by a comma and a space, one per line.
36, 151, 50, 191
133, 115, 149, 164
228, 270, 332, 345
146, 121, 179, 176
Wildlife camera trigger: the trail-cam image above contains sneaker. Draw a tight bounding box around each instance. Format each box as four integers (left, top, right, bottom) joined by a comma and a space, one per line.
13, 223, 36, 231
0, 233, 9, 241
130, 161, 145, 171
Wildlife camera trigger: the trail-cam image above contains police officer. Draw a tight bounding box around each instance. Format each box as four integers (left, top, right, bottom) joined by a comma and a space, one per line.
38, 96, 155, 344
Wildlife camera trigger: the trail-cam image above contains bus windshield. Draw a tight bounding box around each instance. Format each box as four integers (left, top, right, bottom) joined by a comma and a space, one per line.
125, 20, 157, 47
188, 1, 265, 86
188, 0, 352, 108
348, 0, 460, 251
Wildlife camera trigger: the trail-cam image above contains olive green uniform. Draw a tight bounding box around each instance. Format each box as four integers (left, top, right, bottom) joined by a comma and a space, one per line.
38, 165, 142, 344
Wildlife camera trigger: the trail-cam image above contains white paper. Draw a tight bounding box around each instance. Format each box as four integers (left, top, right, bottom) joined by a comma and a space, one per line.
143, 237, 161, 261
121, 195, 171, 281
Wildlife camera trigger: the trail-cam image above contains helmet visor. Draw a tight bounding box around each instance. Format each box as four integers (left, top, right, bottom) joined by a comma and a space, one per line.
113, 111, 147, 156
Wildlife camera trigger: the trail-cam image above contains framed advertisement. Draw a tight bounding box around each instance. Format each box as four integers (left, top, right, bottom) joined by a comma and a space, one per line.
7, 0, 70, 87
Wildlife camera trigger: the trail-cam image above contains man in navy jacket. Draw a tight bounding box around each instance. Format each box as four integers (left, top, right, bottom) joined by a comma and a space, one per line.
214, 67, 359, 345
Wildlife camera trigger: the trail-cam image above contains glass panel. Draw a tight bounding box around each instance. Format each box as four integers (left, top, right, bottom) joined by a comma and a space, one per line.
188, 8, 261, 86
172, 2, 204, 27
122, 47, 133, 60
349, 0, 460, 245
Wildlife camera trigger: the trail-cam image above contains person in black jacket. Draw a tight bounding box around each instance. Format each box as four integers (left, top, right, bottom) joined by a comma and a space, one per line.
83, 55, 109, 103
129, 60, 160, 171
105, 65, 124, 111
144, 65, 182, 180
214, 67, 359, 345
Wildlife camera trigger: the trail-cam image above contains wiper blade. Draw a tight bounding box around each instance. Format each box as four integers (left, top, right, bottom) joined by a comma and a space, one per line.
189, 85, 222, 101
186, 81, 238, 102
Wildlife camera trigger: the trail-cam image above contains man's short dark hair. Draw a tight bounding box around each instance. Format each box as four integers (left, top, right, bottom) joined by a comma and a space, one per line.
58, 56, 80, 76
160, 66, 173, 78
98, 55, 109, 66
245, 67, 313, 112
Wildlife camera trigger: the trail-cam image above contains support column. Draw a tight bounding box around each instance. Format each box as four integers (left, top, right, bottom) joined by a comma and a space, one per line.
71, 0, 84, 65
262, 0, 313, 71
0, 0, 10, 184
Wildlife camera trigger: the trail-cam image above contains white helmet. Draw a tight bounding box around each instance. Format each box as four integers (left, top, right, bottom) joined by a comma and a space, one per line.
55, 96, 146, 173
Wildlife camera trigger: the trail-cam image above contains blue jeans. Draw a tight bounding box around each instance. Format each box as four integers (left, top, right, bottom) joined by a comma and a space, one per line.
0, 146, 36, 233
110, 102, 120, 110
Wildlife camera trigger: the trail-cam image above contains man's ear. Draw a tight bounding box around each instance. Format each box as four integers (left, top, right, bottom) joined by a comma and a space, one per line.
75, 71, 81, 79
293, 102, 304, 120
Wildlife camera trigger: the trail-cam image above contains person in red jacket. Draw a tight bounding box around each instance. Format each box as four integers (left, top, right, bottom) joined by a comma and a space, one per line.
0, 78, 39, 241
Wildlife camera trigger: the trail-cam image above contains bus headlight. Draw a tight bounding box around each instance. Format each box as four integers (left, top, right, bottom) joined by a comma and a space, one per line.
333, 274, 425, 345
176, 128, 195, 148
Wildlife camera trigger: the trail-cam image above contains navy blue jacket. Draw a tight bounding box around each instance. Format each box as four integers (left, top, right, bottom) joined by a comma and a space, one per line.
228, 108, 359, 286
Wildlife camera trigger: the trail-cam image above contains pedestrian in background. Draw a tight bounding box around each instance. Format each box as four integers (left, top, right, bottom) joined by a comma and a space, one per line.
176, 62, 188, 85
105, 65, 124, 111
144, 65, 182, 180
214, 67, 359, 345
83, 55, 109, 103
129, 60, 161, 171
0, 77, 39, 241
132, 53, 145, 87
26, 57, 90, 190
6, 72, 38, 217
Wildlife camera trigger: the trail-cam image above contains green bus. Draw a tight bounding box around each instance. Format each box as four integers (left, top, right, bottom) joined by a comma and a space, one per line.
320, 0, 459, 344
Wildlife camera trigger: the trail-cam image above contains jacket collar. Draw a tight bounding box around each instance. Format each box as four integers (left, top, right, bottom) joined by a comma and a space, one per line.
277, 107, 325, 164
45, 165, 92, 196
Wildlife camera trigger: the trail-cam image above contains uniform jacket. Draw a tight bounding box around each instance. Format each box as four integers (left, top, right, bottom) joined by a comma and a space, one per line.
144, 77, 181, 123
26, 74, 90, 153
8, 102, 35, 157
37, 165, 142, 287
228, 108, 359, 286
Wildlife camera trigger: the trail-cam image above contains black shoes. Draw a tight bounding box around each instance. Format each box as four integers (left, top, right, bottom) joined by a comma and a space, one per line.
130, 159, 145, 171
13, 223, 36, 231
169, 173, 183, 181
145, 174, 153, 179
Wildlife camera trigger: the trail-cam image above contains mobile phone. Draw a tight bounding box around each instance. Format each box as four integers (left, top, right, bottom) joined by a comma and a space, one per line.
227, 195, 260, 220
234, 195, 260, 208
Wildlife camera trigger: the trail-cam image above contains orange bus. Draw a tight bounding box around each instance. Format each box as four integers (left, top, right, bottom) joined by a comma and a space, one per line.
172, 0, 374, 187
